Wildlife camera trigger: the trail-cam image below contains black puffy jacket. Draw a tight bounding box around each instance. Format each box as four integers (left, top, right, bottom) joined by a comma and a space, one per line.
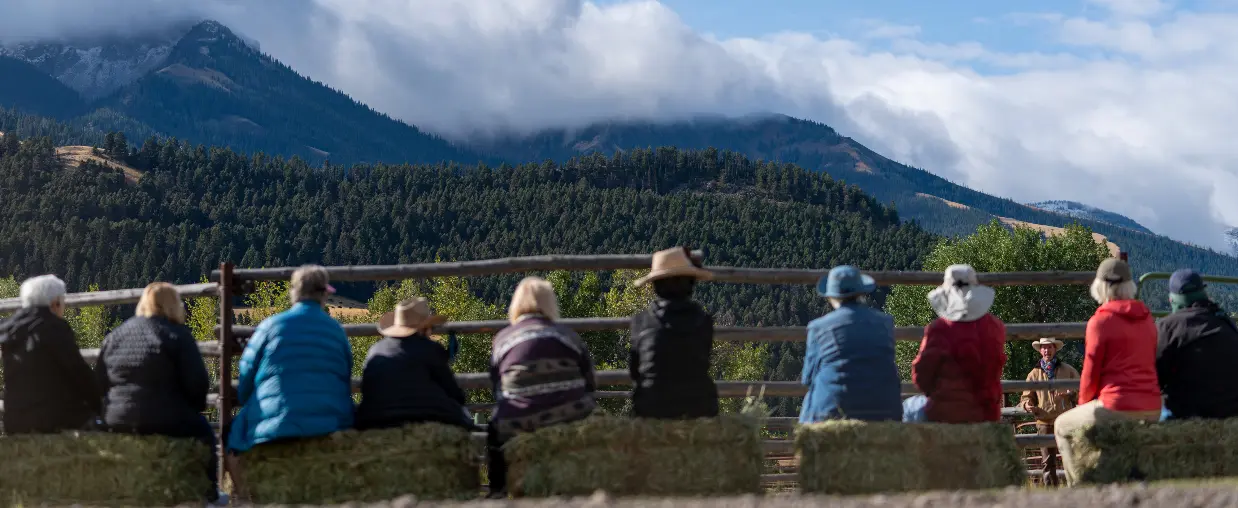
629, 299, 719, 419
95, 316, 210, 431
1156, 300, 1238, 419
355, 335, 475, 431
0, 307, 101, 434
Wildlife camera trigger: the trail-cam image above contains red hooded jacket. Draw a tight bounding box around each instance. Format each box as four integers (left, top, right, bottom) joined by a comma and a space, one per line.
912, 313, 1008, 423
1079, 300, 1161, 411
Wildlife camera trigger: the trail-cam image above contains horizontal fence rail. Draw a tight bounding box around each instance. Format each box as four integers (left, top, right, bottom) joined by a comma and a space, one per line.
210, 255, 1095, 286
225, 320, 1088, 341
0, 282, 218, 313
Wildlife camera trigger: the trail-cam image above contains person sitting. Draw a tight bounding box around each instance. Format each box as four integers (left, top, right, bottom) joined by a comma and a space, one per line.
628, 247, 718, 420
355, 297, 476, 431
486, 276, 597, 498
1019, 338, 1080, 434
95, 282, 225, 506
905, 264, 1007, 423
1054, 258, 1161, 486
225, 265, 354, 493
0, 274, 101, 434
1156, 268, 1238, 420
800, 265, 902, 423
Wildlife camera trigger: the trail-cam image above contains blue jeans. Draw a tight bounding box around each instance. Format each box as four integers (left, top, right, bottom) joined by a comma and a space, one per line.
1160, 406, 1172, 421
902, 395, 928, 422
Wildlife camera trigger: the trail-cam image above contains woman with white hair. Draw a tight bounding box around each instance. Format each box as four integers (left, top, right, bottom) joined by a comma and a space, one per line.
1053, 258, 1161, 486
0, 274, 101, 434
95, 282, 224, 505
904, 264, 1007, 423
485, 276, 597, 498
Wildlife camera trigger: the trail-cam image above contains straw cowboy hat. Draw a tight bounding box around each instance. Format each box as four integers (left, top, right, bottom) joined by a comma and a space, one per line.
1031, 338, 1065, 351
632, 247, 713, 287
378, 297, 447, 337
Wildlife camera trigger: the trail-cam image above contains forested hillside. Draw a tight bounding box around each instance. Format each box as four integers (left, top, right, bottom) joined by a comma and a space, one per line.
0, 131, 938, 416
476, 115, 1238, 284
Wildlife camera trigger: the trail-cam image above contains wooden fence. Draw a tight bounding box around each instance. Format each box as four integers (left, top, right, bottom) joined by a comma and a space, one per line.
0, 253, 1099, 489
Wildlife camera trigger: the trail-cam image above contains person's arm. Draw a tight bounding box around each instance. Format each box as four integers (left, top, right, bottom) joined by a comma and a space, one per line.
576, 331, 597, 393
628, 313, 644, 384
1155, 320, 1177, 393
1019, 369, 1038, 410
235, 324, 269, 407
1078, 318, 1105, 405
50, 319, 102, 415
801, 324, 824, 386
429, 341, 468, 405
94, 332, 112, 396
173, 324, 211, 413
911, 325, 943, 395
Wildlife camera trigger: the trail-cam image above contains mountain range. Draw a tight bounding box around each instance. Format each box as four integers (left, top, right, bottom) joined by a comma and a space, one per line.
3, 19, 1237, 276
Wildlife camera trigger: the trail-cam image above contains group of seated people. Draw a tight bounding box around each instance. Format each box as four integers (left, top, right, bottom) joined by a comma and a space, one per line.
3, 248, 1237, 502
798, 258, 1238, 486
0, 247, 720, 502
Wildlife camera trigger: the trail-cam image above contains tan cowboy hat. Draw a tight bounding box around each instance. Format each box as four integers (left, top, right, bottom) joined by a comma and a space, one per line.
1031, 337, 1065, 351
377, 297, 447, 337
632, 247, 714, 287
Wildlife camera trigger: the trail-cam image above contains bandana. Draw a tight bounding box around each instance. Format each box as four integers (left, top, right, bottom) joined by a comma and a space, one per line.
1039, 357, 1059, 380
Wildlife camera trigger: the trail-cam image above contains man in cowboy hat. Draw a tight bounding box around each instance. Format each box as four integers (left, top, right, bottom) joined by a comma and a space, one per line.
1019, 338, 1080, 434
629, 247, 719, 419
800, 265, 902, 423
1156, 269, 1238, 420
355, 297, 477, 431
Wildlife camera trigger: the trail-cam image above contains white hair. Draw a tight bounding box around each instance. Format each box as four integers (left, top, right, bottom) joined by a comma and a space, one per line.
828, 295, 869, 309
1090, 278, 1138, 304
20, 274, 67, 308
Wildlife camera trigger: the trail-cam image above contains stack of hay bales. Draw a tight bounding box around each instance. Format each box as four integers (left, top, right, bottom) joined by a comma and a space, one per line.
795, 420, 1025, 494
503, 414, 763, 497
238, 422, 479, 504
0, 432, 209, 506
1064, 419, 1238, 484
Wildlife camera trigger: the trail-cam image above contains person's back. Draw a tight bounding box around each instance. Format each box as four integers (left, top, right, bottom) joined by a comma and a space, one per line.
801, 303, 902, 423
629, 298, 718, 419
0, 305, 100, 434
1084, 300, 1160, 412
1157, 301, 1238, 419
913, 314, 1007, 423
229, 301, 354, 452
356, 335, 472, 430
491, 314, 596, 437
97, 316, 210, 430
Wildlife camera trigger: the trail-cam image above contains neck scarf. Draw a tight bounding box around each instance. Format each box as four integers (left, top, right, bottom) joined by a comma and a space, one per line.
1039, 357, 1059, 380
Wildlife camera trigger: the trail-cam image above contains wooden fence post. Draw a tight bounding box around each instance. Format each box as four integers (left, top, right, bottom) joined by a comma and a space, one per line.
217, 262, 235, 485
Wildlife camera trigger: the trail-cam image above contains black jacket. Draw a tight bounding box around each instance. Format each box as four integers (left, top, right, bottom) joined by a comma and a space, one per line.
355, 335, 475, 431
1156, 300, 1238, 419
629, 299, 719, 419
95, 316, 211, 431
0, 307, 101, 434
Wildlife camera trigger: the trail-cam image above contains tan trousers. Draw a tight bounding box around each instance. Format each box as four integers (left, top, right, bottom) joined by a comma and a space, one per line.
1053, 400, 1160, 486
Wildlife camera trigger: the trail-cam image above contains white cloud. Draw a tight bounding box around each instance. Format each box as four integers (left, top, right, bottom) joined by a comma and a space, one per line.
2, 0, 1238, 250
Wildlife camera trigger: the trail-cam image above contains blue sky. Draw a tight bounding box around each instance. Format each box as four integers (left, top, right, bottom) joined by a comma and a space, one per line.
610, 0, 1231, 54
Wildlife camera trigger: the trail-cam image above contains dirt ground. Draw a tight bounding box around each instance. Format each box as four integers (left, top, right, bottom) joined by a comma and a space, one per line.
234, 483, 1238, 508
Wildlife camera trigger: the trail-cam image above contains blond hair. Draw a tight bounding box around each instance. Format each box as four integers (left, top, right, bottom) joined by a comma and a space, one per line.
1089, 278, 1139, 305
508, 276, 560, 323
135, 282, 187, 324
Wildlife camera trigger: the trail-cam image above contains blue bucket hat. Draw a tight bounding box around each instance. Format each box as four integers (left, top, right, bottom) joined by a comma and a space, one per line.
817, 265, 876, 298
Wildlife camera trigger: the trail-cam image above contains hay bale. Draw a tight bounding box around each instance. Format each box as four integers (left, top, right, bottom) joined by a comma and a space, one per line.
1066, 419, 1238, 484
0, 432, 209, 506
795, 421, 1025, 495
503, 414, 763, 498
240, 422, 479, 504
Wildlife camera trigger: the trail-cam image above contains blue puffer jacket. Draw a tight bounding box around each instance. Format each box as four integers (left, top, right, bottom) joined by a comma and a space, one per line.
227, 302, 354, 453
799, 302, 903, 424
